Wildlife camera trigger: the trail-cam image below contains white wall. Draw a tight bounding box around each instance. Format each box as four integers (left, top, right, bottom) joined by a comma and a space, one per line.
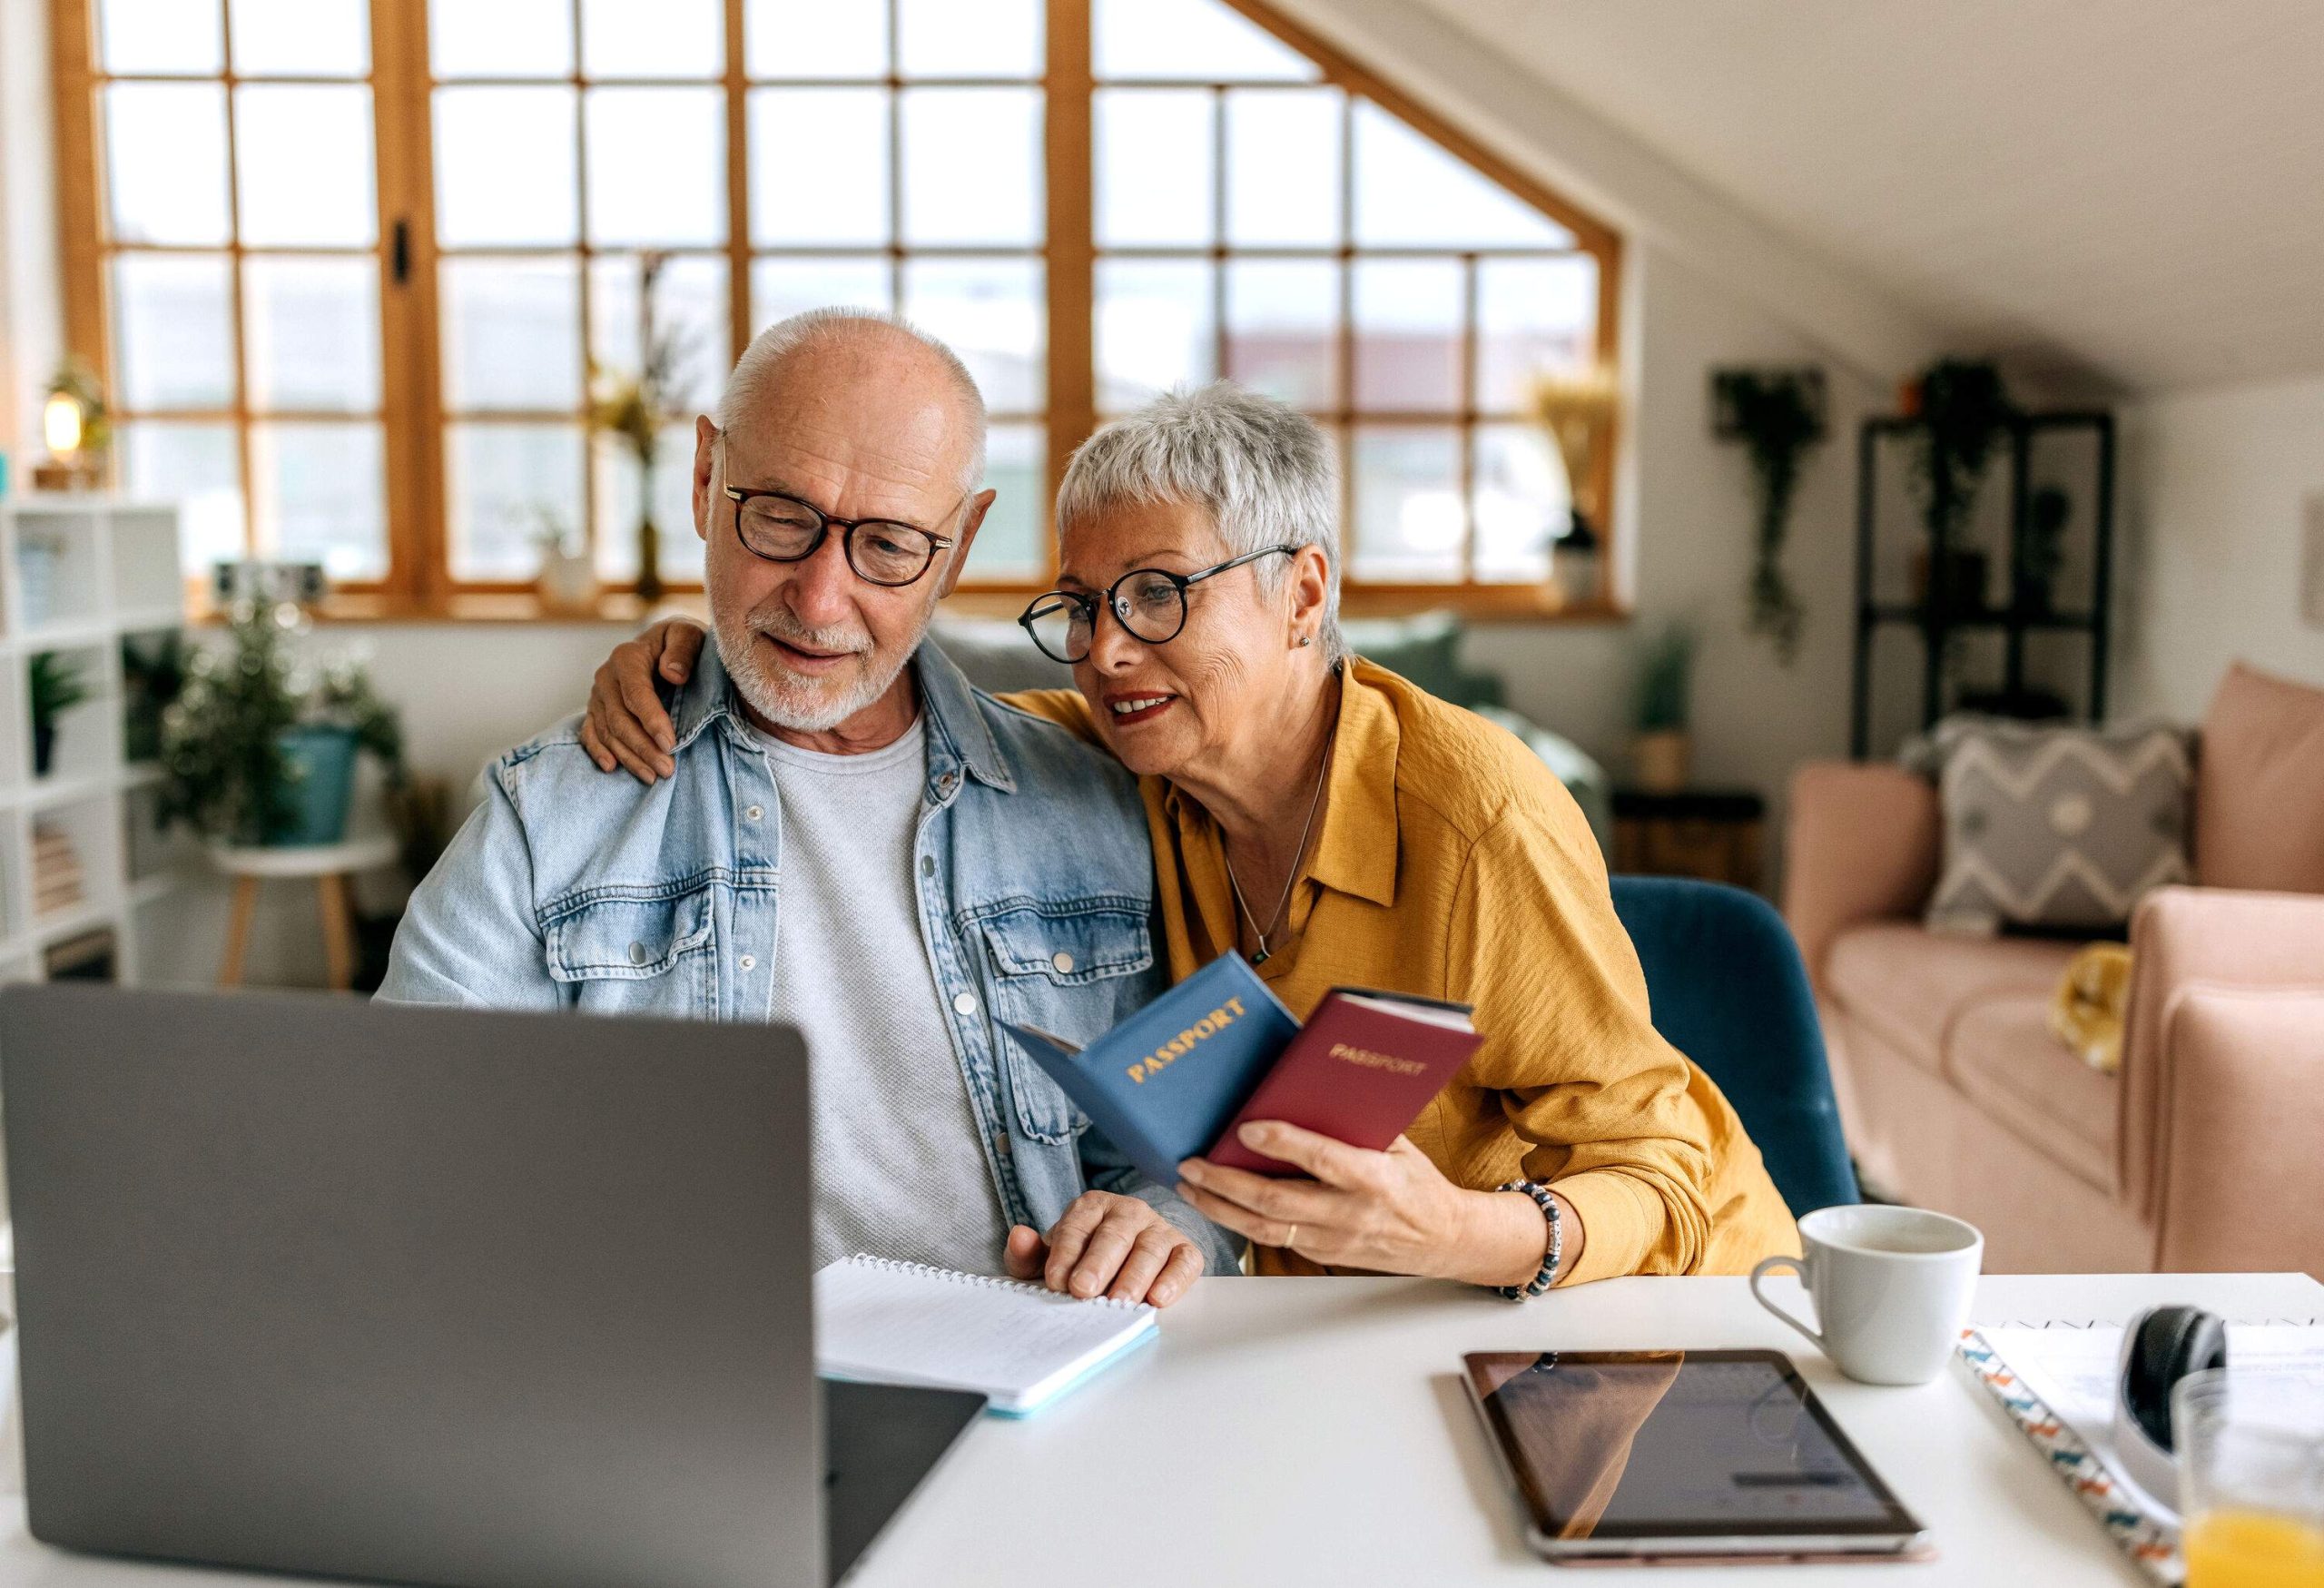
1464, 244, 1877, 851
2115, 372, 2324, 722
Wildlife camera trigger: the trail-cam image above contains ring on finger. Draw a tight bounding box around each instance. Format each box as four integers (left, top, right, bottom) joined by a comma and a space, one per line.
1284, 1224, 1298, 1249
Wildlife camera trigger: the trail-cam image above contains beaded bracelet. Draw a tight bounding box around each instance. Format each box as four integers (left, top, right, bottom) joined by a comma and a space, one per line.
1492, 1179, 1564, 1300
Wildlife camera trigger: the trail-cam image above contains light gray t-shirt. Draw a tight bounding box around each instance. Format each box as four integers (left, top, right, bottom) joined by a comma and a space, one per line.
750, 715, 1013, 1274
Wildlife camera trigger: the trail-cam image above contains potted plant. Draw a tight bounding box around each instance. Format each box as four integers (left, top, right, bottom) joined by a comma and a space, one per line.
1713, 368, 1826, 666
1902, 359, 2014, 609
29, 650, 91, 778
159, 603, 407, 848
1631, 623, 1695, 794
588, 252, 697, 607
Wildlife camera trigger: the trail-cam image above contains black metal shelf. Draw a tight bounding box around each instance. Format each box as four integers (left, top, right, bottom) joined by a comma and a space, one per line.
1862, 604, 2098, 632
1850, 408, 2116, 758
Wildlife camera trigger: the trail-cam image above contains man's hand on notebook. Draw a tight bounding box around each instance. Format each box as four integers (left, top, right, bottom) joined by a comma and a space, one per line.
1004, 1190, 1205, 1308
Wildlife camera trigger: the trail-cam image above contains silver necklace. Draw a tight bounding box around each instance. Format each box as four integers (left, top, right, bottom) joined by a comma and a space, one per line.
1225, 738, 1332, 967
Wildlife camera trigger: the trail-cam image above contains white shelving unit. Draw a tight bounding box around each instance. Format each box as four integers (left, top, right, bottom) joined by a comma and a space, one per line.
0, 495, 192, 986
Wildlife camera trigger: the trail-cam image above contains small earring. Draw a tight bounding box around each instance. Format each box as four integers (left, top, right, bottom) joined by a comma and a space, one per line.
1297, 635, 1313, 647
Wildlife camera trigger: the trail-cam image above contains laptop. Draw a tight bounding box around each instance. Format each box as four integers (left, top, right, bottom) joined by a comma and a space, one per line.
0, 984, 982, 1588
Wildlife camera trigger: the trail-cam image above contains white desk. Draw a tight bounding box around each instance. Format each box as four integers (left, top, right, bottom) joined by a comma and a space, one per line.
2, 1271, 2318, 1586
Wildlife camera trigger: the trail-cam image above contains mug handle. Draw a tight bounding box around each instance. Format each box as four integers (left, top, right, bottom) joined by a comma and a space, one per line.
1749, 1255, 1827, 1355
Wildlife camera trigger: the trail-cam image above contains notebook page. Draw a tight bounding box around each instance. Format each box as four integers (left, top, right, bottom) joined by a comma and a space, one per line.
815, 1256, 1157, 1413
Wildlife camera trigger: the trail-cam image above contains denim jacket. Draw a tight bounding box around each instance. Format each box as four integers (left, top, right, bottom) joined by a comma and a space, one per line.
379, 640, 1239, 1274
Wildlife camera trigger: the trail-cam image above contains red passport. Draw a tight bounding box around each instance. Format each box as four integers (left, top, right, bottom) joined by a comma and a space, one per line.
1205, 988, 1483, 1176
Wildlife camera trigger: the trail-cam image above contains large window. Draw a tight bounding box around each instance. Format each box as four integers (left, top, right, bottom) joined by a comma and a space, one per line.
53, 0, 1620, 615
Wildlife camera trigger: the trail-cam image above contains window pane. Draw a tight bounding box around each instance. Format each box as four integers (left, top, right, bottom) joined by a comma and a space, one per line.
1224, 259, 1337, 409
586, 89, 724, 246
442, 259, 581, 410
1351, 427, 1462, 582
100, 0, 222, 74
1095, 0, 1317, 81
590, 255, 728, 416
746, 0, 888, 78
448, 422, 585, 581
896, 0, 1039, 78
435, 87, 578, 247
900, 88, 1040, 246
235, 85, 377, 248
752, 256, 892, 330
1476, 256, 1595, 411
1353, 102, 1573, 249
750, 88, 889, 246
117, 420, 244, 574
430, 0, 573, 78
250, 421, 386, 581
113, 254, 235, 410
230, 0, 368, 76
104, 84, 230, 246
1353, 258, 1463, 412
967, 423, 1046, 581
581, 0, 721, 78
1096, 89, 1213, 249
1097, 259, 1213, 414
244, 256, 380, 413
596, 424, 703, 582
1226, 87, 1340, 247
1472, 425, 1561, 580
903, 258, 1043, 413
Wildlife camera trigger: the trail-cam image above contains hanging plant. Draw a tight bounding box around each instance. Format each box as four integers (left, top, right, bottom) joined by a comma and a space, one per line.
1714, 369, 1825, 666
1904, 358, 2013, 550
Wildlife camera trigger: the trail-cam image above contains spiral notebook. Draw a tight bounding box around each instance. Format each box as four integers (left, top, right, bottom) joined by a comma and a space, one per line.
814, 1255, 1159, 1416
1958, 1312, 2324, 1585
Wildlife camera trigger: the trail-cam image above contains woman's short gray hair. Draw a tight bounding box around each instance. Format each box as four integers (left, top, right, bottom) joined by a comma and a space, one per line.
1057, 381, 1344, 662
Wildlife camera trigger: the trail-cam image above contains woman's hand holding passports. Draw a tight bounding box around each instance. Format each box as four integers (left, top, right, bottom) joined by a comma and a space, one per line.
1178, 1122, 1584, 1289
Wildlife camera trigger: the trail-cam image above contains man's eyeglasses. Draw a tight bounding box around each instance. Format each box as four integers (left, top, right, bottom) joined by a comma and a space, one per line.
1017, 545, 1298, 665
724, 484, 960, 587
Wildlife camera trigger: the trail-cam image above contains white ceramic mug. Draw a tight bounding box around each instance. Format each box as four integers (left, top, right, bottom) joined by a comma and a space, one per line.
1749, 1206, 1984, 1386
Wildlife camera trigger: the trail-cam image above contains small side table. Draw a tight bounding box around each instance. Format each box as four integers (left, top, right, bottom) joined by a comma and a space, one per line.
1611, 788, 1767, 890
212, 834, 401, 991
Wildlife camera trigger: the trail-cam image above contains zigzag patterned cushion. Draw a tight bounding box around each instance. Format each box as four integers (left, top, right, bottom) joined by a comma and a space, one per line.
1924, 718, 2192, 933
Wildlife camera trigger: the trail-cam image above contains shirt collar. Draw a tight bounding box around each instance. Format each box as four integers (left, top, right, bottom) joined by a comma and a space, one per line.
670, 630, 1016, 794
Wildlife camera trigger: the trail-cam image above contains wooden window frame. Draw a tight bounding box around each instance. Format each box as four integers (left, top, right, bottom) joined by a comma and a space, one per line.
50, 0, 1623, 623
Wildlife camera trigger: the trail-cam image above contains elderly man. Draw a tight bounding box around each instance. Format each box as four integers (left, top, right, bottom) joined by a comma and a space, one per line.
380, 309, 1229, 1307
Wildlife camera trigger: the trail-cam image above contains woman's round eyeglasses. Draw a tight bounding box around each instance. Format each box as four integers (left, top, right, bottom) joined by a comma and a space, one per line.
1017, 545, 1298, 665
724, 484, 960, 587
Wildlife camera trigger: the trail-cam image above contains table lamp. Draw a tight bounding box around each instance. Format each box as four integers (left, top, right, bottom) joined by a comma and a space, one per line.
33, 365, 103, 491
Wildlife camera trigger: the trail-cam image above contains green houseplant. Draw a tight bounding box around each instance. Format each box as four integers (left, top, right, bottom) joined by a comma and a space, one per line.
1631, 623, 1695, 794
1905, 358, 2014, 607
29, 650, 92, 778
1714, 369, 1825, 666
160, 604, 407, 847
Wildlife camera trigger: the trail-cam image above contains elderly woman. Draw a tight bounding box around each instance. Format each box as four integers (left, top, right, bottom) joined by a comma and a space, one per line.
582, 382, 1796, 1293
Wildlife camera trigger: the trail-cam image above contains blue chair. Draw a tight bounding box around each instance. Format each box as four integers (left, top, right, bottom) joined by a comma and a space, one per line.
1609, 876, 1860, 1216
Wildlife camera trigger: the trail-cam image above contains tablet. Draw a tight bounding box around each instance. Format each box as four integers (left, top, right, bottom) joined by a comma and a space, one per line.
1462, 1349, 1932, 1563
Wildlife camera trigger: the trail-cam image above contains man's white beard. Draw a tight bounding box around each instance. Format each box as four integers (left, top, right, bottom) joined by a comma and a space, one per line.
714, 597, 920, 734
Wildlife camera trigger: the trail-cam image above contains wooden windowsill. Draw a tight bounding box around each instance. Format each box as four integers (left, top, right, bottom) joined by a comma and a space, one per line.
187, 584, 1629, 627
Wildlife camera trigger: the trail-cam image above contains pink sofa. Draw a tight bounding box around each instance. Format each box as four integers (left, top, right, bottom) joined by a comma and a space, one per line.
1783, 665, 2324, 1276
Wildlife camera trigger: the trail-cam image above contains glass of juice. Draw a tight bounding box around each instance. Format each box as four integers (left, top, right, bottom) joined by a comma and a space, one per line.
2175, 1368, 2324, 1588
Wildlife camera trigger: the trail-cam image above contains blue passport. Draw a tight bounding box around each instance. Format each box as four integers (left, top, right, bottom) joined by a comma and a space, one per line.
999, 953, 1299, 1189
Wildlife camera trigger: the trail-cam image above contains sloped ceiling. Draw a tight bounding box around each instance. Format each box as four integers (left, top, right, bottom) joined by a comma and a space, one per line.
1400, 0, 2324, 393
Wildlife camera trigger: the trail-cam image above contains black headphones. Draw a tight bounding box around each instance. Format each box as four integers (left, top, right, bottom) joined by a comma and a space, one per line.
2113, 1305, 2229, 1499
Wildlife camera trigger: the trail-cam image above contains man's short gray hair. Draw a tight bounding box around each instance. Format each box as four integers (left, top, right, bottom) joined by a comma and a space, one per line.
1056, 382, 1344, 662
714, 307, 988, 490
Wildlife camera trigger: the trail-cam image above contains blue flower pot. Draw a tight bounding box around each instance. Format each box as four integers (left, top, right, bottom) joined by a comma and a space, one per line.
271, 725, 360, 847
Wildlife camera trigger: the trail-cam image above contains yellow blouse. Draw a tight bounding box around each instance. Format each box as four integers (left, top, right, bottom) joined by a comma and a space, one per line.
1006, 660, 1798, 1284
